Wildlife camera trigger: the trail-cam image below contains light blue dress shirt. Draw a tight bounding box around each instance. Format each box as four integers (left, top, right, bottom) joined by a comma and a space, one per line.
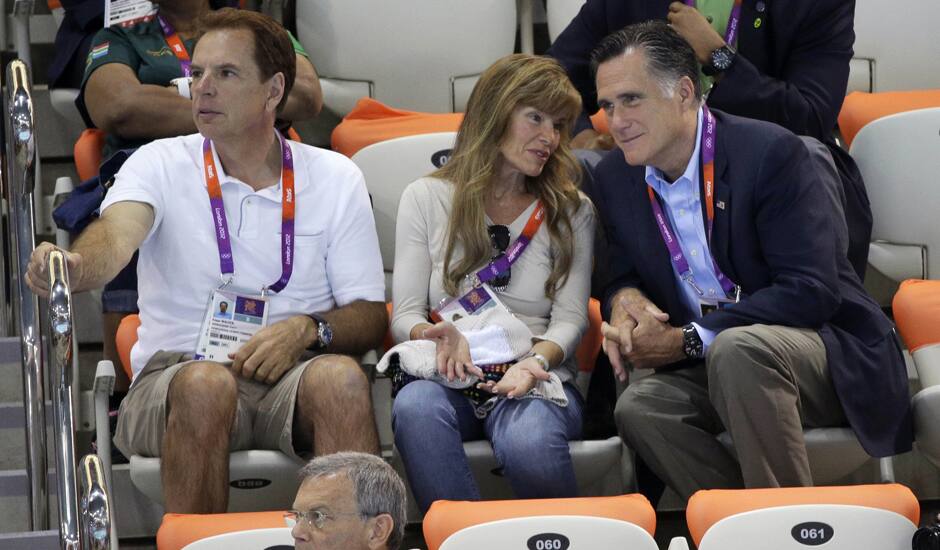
644, 107, 723, 349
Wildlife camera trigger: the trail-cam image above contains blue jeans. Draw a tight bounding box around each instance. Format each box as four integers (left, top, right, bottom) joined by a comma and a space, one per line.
392, 380, 584, 513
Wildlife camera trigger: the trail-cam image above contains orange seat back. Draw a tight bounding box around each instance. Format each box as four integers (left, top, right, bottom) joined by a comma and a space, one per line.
157, 511, 287, 550
115, 314, 141, 381
383, 302, 396, 352
575, 298, 603, 372
423, 494, 656, 550
331, 97, 463, 158
286, 127, 302, 142
686, 484, 920, 547
839, 89, 940, 149
75, 128, 106, 182
893, 279, 940, 351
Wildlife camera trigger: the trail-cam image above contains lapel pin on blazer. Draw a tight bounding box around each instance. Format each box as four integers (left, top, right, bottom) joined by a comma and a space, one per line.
717, 200, 726, 210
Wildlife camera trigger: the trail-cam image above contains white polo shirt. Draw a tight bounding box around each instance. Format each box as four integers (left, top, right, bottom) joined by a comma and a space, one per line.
100, 133, 386, 379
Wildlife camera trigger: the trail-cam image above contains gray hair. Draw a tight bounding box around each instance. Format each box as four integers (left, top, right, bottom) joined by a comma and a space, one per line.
589, 20, 703, 101
299, 452, 407, 550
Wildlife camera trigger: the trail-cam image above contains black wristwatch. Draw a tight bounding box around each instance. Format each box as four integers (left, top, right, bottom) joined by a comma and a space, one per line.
703, 43, 736, 76
306, 313, 333, 350
682, 323, 705, 360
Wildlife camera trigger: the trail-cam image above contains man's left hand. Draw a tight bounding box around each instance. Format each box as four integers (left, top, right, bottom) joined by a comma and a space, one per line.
229, 315, 314, 384
623, 302, 686, 369
667, 2, 727, 65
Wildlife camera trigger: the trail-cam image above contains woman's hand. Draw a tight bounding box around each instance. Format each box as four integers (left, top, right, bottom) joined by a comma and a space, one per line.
478, 357, 551, 399
422, 321, 483, 382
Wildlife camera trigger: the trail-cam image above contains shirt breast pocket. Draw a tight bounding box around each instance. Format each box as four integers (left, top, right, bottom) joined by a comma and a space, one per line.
289, 232, 328, 291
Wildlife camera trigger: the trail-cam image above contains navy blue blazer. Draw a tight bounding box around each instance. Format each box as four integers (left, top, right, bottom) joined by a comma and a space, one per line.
588, 109, 912, 457
549, 0, 873, 280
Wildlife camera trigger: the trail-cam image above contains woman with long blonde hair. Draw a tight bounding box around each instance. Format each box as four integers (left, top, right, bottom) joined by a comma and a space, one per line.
390, 54, 595, 511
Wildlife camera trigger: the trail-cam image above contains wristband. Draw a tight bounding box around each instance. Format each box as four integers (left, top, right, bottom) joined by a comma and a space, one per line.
172, 76, 192, 99
524, 352, 550, 371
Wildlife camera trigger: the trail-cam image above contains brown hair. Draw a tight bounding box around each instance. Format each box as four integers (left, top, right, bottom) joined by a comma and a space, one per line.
195, 8, 295, 112
436, 54, 583, 299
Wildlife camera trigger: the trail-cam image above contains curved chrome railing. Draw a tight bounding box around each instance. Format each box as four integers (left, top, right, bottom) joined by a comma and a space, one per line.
79, 454, 113, 549
48, 249, 80, 549
5, 58, 48, 531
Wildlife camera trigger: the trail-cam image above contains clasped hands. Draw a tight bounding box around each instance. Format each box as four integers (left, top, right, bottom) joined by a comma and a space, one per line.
422, 321, 550, 399
601, 295, 686, 382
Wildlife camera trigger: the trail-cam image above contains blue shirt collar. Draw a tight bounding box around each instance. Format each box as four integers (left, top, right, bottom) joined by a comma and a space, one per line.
645, 107, 705, 195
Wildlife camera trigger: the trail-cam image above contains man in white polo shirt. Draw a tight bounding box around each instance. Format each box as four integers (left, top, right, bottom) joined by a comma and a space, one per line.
26, 9, 387, 514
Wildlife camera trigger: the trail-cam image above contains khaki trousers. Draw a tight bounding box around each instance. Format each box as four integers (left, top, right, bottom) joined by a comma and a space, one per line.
615, 324, 847, 501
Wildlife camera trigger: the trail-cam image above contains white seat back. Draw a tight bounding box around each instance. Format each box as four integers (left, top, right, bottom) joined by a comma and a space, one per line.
296, 2, 516, 115
462, 437, 624, 500
546, 0, 586, 43
351, 132, 458, 296
852, 0, 940, 92
130, 450, 303, 512
850, 107, 940, 280
716, 428, 870, 484
439, 515, 658, 550
697, 504, 916, 550
182, 527, 293, 549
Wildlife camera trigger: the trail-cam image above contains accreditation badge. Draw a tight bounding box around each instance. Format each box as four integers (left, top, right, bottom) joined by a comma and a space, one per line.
194, 289, 269, 361
431, 283, 512, 323
699, 297, 736, 317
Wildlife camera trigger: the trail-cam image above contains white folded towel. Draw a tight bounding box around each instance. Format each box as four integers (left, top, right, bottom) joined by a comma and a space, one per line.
377, 306, 568, 411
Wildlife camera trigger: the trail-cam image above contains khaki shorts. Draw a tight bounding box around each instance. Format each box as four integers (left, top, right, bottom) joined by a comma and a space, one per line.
114, 350, 328, 460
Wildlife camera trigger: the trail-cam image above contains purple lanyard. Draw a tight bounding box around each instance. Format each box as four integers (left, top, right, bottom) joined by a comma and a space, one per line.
157, 14, 192, 77
473, 203, 545, 286
202, 133, 296, 293
648, 107, 737, 299
684, 0, 743, 46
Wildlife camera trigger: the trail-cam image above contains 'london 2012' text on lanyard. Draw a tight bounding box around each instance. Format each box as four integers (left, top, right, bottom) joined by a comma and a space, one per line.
202, 133, 296, 294
647, 106, 737, 299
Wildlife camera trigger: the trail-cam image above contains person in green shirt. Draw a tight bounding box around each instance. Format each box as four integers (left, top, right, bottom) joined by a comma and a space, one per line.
78, 0, 322, 158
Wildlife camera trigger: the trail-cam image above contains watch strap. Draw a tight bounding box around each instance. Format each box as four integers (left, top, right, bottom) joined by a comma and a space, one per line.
306, 313, 332, 350
682, 323, 705, 360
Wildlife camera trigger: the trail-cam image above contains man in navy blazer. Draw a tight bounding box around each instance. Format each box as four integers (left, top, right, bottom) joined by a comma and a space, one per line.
588, 22, 910, 500
549, 0, 872, 281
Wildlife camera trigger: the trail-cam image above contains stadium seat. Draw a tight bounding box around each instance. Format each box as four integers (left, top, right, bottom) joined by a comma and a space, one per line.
351, 131, 457, 295
75, 128, 107, 182
546, 0, 586, 43
686, 484, 919, 550
840, 0, 940, 144
714, 427, 884, 486
894, 279, 940, 470
850, 107, 940, 282
334, 99, 463, 159
156, 511, 289, 550
423, 495, 659, 550
838, 89, 940, 148
98, 316, 306, 513
296, 0, 516, 116
851, 0, 940, 96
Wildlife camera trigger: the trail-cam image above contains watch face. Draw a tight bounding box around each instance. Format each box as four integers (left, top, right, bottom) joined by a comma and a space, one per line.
318, 322, 333, 347
711, 46, 735, 72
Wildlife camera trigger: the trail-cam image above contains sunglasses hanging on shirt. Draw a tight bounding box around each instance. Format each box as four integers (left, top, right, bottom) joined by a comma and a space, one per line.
487, 224, 512, 291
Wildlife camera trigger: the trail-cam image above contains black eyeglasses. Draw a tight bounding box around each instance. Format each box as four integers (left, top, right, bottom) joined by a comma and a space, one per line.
487, 224, 511, 290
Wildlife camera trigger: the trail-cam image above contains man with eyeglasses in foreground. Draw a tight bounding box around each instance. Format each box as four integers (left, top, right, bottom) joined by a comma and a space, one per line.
289, 452, 406, 550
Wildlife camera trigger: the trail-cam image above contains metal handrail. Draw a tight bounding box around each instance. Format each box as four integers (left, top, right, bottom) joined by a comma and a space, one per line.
48, 249, 80, 548
5, 57, 48, 531
79, 454, 113, 549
